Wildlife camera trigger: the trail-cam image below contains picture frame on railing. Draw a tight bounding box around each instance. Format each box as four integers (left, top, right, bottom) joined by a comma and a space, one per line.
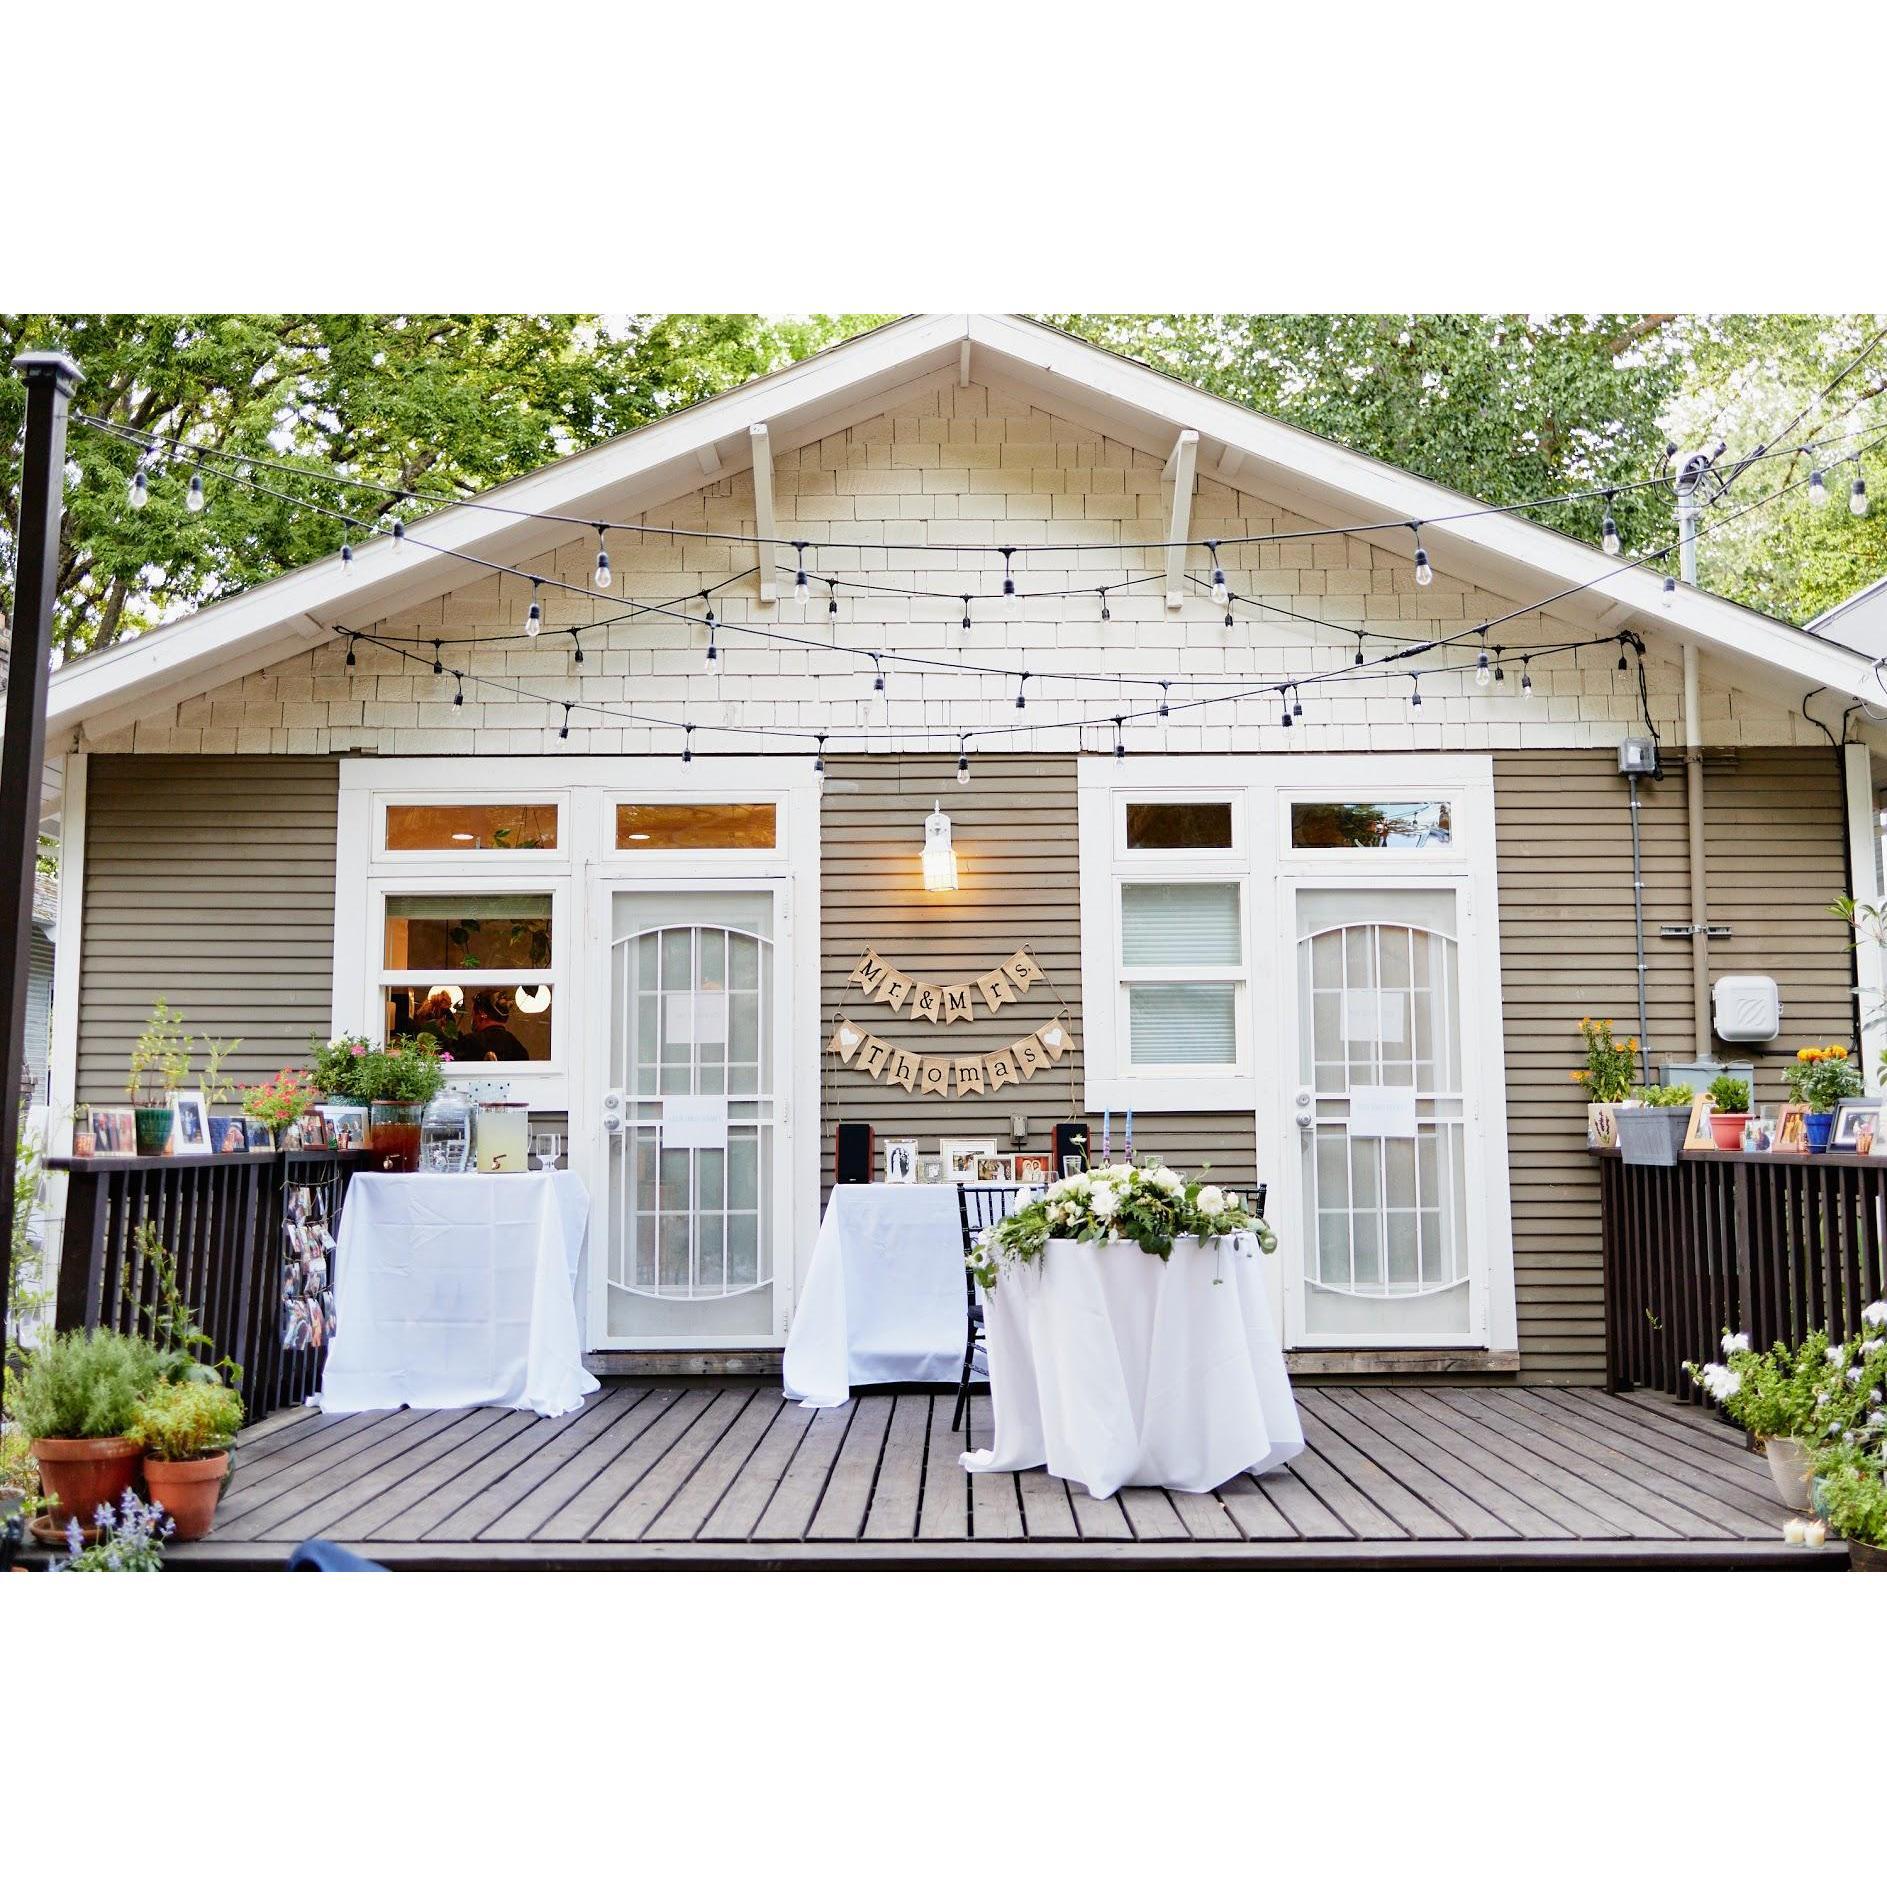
85, 1105, 138, 1157
168, 1089, 212, 1156
1682, 1095, 1716, 1153
1830, 1098, 1883, 1153
1772, 1104, 1810, 1155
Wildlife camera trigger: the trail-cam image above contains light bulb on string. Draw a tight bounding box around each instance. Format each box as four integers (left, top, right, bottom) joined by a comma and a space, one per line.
558, 701, 571, 741
571, 630, 584, 666
956, 738, 970, 786
1015, 669, 1030, 712
1098, 590, 1111, 622
872, 655, 886, 695
451, 674, 464, 713
1662, 574, 1677, 608
1521, 660, 1534, 698
1617, 637, 1629, 673
793, 544, 810, 611
345, 634, 357, 669
341, 532, 353, 571
1208, 542, 1228, 606
682, 724, 695, 765
392, 519, 406, 554
1292, 687, 1305, 723
185, 467, 206, 513
1113, 717, 1126, 765
1410, 673, 1423, 712
1158, 682, 1170, 718
1411, 525, 1432, 587
826, 581, 839, 619
593, 528, 611, 590
525, 581, 542, 636
1475, 648, 1492, 688
127, 467, 149, 510
1601, 495, 1620, 556
1354, 633, 1365, 668
1809, 470, 1829, 506
1853, 476, 1870, 518
1223, 599, 1235, 631
1279, 691, 1292, 730
1001, 548, 1016, 597
1493, 648, 1506, 685
813, 735, 827, 781
960, 596, 972, 634
432, 640, 444, 677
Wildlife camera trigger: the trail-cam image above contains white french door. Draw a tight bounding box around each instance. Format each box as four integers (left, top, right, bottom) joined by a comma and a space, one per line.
590, 884, 792, 1349
1282, 884, 1483, 1346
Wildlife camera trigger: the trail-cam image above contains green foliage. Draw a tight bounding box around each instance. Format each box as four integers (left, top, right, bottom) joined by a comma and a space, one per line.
1571, 1017, 1638, 1105
357, 1036, 448, 1106
1707, 1075, 1752, 1113
125, 999, 192, 1103
0, 313, 889, 659
975, 1163, 1274, 1287
244, 1066, 320, 1135
126, 1223, 232, 1384
0, 1422, 37, 1499
1632, 1083, 1694, 1109
308, 1033, 375, 1100
1785, 1044, 1863, 1113
1812, 1442, 1887, 1547
1690, 1324, 1887, 1444
13, 1329, 165, 1440
126, 1378, 243, 1461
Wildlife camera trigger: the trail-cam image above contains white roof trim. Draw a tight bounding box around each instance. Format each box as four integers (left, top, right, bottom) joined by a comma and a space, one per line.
45, 310, 1887, 737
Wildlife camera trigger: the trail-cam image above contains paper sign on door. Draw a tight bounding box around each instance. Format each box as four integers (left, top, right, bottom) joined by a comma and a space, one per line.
665, 991, 728, 1046
1348, 1085, 1418, 1138
661, 1095, 729, 1149
1342, 990, 1407, 1046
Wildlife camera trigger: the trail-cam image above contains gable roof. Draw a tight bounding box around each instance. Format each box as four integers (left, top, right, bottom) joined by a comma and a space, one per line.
43, 312, 1887, 742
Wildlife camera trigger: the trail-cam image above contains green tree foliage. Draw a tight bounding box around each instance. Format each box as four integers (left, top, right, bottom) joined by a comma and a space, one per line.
0, 313, 887, 657
1045, 314, 1683, 555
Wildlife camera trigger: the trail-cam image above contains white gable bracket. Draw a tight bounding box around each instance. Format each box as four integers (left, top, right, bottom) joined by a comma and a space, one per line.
750, 424, 778, 604
1162, 430, 1199, 611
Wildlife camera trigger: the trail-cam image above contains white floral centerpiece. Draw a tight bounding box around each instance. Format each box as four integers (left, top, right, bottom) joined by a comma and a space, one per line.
970, 1163, 1275, 1288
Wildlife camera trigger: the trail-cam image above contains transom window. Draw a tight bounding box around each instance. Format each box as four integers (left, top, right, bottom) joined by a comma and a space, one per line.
384, 803, 559, 851
381, 892, 555, 1065
1125, 801, 1234, 850
1290, 800, 1452, 850
614, 803, 777, 850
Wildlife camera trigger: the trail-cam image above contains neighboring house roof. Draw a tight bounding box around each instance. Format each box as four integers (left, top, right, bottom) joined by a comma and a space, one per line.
41, 312, 1887, 744
1805, 573, 1887, 662
31, 874, 57, 930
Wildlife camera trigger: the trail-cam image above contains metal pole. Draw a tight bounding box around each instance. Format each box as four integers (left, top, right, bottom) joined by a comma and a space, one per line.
1628, 774, 1653, 1086
1677, 481, 1712, 1061
1, 351, 81, 1372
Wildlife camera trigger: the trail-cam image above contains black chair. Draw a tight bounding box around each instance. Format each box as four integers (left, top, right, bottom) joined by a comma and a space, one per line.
953, 1183, 1018, 1433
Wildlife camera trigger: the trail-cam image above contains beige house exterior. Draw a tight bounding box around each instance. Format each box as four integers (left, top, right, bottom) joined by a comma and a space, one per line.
40, 314, 1887, 1382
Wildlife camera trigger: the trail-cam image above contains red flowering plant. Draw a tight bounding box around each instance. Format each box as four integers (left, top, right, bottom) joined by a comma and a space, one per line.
242, 1067, 321, 1144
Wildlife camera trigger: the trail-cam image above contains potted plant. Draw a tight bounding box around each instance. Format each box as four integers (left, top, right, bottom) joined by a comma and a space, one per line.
126, 999, 193, 1155
1707, 1073, 1753, 1151
242, 1065, 321, 1150
13, 1329, 164, 1532
1813, 1446, 1887, 1570
1786, 1044, 1863, 1153
1690, 1324, 1883, 1510
1615, 1082, 1693, 1167
359, 1037, 449, 1172
309, 1032, 376, 1103
52, 1487, 173, 1571
200, 1036, 247, 1153
1570, 1017, 1638, 1149
0, 1424, 37, 1526
126, 1378, 244, 1540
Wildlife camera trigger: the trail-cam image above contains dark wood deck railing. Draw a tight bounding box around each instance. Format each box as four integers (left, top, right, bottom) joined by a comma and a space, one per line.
44, 1149, 373, 1419
1598, 1148, 1887, 1399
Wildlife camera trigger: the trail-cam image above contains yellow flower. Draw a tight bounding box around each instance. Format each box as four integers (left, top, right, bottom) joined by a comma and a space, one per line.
1831, 1046, 1849, 1060
1798, 1047, 1814, 1062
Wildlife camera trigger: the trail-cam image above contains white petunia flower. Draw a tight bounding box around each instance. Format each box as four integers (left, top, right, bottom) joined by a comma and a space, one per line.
1698, 1362, 1742, 1404
1151, 1166, 1183, 1194
1721, 1331, 1751, 1355
1089, 1184, 1119, 1221
1863, 1300, 1887, 1328
1826, 1346, 1846, 1366
1226, 1191, 1242, 1211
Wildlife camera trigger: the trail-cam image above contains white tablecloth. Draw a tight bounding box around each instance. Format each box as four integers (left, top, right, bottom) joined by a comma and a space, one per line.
962, 1234, 1303, 1498
782, 1185, 967, 1408
318, 1172, 599, 1419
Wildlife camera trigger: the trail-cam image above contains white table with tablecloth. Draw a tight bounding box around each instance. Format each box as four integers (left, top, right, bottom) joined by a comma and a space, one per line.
317, 1171, 599, 1419
960, 1233, 1302, 1498
782, 1184, 968, 1409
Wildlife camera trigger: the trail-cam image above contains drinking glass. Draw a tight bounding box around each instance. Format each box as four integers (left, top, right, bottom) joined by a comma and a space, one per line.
531, 1132, 562, 1172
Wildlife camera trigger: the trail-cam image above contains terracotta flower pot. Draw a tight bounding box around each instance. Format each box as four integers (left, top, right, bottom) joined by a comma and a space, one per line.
31, 1436, 143, 1527
1762, 1435, 1816, 1512
1709, 1112, 1750, 1151
1848, 1539, 1887, 1572
141, 1453, 229, 1541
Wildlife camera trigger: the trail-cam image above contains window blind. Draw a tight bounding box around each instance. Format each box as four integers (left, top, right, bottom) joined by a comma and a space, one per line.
1120, 881, 1242, 966
1128, 983, 1239, 1065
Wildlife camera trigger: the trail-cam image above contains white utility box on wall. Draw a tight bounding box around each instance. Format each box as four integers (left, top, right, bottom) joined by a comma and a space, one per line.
1713, 974, 1781, 1043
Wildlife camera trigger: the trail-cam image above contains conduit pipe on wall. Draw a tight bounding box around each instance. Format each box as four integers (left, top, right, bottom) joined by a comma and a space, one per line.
1684, 644, 1710, 1059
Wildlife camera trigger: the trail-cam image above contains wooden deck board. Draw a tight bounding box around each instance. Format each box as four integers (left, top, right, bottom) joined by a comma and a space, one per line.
172, 1386, 1829, 1568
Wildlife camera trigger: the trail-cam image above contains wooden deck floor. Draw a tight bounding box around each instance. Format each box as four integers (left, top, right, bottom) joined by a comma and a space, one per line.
165, 1382, 1845, 1569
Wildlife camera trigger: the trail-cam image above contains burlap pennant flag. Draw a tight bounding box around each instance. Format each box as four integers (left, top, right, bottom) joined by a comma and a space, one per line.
885, 1046, 919, 1092
827, 1016, 865, 1062
1003, 948, 1043, 992
976, 969, 1018, 1013
910, 982, 942, 1025
1035, 1018, 1072, 1062
857, 1034, 891, 1079
848, 949, 889, 997
1013, 1032, 1047, 1079
953, 1057, 987, 1097
985, 1048, 1019, 1090
919, 1057, 950, 1096
940, 984, 976, 1025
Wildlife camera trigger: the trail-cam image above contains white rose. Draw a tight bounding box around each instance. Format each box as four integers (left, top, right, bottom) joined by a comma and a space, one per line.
1014, 1186, 1037, 1210
1109, 1162, 1134, 1181
1196, 1184, 1226, 1216
1226, 1191, 1242, 1211
1089, 1184, 1119, 1220
1152, 1166, 1183, 1194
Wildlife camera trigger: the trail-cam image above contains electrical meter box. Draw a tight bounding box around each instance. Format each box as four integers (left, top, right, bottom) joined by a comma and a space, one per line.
1712, 975, 1781, 1043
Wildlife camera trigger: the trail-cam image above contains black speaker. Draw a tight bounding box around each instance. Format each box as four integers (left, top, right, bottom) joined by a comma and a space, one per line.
1052, 1120, 1090, 1177
835, 1121, 874, 1185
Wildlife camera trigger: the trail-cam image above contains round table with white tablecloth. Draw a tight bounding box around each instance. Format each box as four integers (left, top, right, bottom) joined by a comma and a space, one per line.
960, 1233, 1302, 1499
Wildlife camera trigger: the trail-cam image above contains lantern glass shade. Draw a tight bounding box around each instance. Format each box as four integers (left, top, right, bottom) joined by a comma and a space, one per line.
921, 802, 959, 892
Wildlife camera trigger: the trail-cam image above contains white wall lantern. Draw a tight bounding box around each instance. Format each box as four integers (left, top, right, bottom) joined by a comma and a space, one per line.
921, 801, 959, 892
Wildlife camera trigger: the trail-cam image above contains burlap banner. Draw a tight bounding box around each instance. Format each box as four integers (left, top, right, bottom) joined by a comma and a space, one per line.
845, 946, 1045, 1027
827, 1011, 1077, 1100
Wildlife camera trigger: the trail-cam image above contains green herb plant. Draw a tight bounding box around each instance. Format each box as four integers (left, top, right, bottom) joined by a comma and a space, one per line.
1707, 1074, 1751, 1114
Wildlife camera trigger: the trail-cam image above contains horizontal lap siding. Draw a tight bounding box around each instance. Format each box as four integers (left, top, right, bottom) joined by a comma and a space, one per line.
76, 756, 340, 1101
818, 754, 1254, 1200
1494, 746, 1853, 1385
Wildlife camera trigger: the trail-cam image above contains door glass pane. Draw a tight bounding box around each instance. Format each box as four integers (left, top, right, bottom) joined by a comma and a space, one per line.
615, 803, 776, 849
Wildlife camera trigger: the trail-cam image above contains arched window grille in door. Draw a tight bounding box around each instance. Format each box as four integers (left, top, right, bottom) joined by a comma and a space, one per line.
1295, 897, 1472, 1341
606, 913, 775, 1342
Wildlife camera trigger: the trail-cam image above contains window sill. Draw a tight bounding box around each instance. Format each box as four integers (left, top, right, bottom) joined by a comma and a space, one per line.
1083, 1072, 1256, 1113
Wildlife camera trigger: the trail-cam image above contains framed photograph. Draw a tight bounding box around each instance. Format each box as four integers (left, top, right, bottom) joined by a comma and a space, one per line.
883, 1139, 918, 1184
168, 1090, 211, 1156
1773, 1104, 1810, 1155
244, 1117, 275, 1152
916, 1155, 946, 1186
1682, 1095, 1717, 1153
1742, 1115, 1776, 1154
974, 1153, 1015, 1183
319, 1103, 368, 1153
941, 1138, 997, 1183
1831, 1098, 1883, 1153
1014, 1152, 1052, 1186
86, 1105, 138, 1158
